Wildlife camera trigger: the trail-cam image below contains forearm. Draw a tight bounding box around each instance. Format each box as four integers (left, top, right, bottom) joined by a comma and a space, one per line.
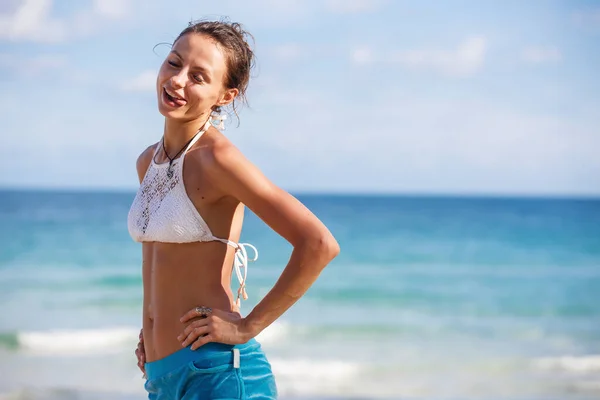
242, 236, 339, 338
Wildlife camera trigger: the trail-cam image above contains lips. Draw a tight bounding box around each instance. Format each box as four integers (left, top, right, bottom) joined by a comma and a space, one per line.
163, 87, 187, 107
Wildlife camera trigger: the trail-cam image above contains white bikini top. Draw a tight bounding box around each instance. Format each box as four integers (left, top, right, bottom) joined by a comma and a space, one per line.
127, 120, 256, 307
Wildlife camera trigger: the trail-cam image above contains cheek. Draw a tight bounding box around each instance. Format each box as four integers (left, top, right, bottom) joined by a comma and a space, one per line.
188, 85, 219, 106
156, 66, 169, 85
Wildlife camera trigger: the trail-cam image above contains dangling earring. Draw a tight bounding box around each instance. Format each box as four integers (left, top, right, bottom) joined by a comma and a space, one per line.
210, 112, 227, 130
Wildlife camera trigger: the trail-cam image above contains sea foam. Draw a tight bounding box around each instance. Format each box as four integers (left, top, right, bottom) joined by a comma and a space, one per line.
14, 327, 138, 355
533, 355, 600, 373
269, 357, 361, 396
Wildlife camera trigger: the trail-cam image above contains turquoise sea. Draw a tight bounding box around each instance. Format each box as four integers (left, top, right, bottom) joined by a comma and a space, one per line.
0, 189, 599, 399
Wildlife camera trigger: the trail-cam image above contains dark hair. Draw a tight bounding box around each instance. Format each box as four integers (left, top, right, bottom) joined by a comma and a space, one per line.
174, 19, 255, 124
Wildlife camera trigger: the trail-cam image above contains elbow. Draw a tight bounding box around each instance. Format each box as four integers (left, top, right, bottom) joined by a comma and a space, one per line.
326, 236, 341, 261
311, 233, 340, 264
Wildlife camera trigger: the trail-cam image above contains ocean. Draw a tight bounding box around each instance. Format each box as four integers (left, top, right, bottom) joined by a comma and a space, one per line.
0, 189, 599, 399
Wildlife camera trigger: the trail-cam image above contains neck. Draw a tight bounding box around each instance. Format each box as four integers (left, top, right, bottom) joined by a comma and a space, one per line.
163, 114, 211, 156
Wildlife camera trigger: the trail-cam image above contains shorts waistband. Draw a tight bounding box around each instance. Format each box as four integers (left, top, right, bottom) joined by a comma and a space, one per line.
145, 338, 259, 380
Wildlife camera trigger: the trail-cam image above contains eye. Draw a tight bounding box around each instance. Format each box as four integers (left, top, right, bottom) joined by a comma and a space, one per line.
192, 74, 204, 83
167, 60, 179, 67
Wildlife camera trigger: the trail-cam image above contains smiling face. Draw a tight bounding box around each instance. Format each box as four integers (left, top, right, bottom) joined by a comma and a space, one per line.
156, 33, 237, 122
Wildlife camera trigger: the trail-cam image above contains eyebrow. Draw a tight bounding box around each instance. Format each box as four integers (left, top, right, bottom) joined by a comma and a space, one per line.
170, 50, 212, 78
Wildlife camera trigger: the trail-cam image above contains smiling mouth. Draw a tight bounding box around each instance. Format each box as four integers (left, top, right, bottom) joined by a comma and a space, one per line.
163, 88, 187, 106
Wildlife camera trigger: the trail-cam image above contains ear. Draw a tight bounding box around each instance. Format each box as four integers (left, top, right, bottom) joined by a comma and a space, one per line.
217, 88, 239, 108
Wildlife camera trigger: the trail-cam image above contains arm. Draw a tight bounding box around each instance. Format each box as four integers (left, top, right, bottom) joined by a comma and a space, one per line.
179, 144, 340, 348
134, 144, 156, 374
213, 148, 340, 338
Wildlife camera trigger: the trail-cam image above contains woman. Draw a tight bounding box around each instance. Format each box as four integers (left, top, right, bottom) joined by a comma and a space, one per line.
128, 19, 340, 399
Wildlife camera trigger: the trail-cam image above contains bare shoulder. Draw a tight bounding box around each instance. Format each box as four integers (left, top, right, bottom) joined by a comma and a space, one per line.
187, 127, 270, 199
190, 129, 253, 178
136, 143, 158, 183
209, 134, 247, 169
189, 129, 337, 249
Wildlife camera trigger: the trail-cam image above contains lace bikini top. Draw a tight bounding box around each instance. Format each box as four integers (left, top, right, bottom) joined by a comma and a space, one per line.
127, 120, 257, 307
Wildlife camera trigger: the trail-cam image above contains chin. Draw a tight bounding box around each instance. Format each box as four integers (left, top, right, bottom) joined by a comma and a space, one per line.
157, 97, 184, 119
157, 103, 180, 118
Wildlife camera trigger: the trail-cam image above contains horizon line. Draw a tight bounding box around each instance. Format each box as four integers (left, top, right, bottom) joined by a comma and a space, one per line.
1, 185, 599, 200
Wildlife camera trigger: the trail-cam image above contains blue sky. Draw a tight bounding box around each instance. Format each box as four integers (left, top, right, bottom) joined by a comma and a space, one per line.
0, 0, 599, 195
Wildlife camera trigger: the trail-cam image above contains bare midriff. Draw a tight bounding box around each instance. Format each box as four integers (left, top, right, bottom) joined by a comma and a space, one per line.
142, 239, 240, 362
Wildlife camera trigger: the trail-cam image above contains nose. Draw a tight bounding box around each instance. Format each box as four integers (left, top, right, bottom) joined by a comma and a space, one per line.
170, 69, 188, 89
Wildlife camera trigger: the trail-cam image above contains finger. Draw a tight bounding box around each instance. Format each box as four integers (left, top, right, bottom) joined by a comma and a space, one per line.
180, 306, 215, 323
137, 358, 146, 370
181, 325, 211, 348
191, 334, 214, 350
178, 318, 211, 340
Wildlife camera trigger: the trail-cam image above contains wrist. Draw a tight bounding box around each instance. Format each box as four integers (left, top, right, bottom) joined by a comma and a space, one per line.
240, 316, 261, 341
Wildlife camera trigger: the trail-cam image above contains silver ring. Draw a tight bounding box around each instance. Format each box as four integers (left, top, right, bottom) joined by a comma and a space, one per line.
195, 306, 212, 317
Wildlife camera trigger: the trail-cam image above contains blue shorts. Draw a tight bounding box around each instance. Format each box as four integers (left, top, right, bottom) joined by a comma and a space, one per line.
144, 338, 278, 399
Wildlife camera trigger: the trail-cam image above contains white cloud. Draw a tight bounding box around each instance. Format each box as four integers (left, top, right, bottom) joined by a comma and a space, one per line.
0, 0, 135, 43
72, 0, 135, 37
326, 0, 386, 14
0, 2, 598, 195
351, 47, 373, 65
246, 93, 600, 194
122, 70, 157, 92
0, 0, 66, 43
522, 46, 561, 64
2, 77, 599, 195
93, 0, 131, 19
393, 36, 487, 77
0, 52, 67, 75
204, 0, 386, 24
351, 37, 487, 77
